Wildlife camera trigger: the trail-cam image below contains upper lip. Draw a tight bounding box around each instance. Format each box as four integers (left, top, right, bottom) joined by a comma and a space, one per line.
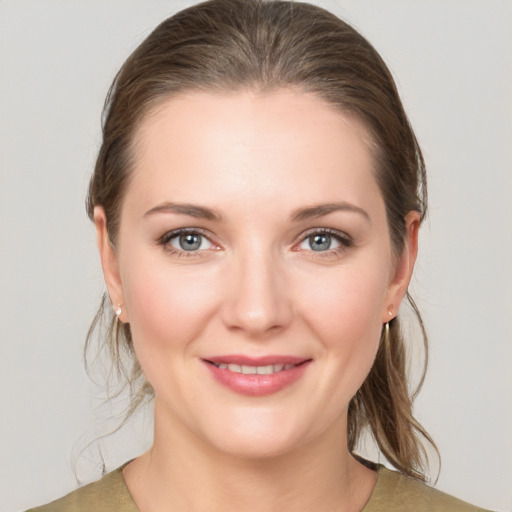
204, 355, 311, 366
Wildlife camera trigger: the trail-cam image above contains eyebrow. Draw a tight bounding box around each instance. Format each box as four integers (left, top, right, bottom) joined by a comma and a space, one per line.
143, 200, 370, 223
143, 202, 222, 221
291, 202, 371, 223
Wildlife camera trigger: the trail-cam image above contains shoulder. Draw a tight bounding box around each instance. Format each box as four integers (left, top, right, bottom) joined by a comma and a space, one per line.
364, 465, 493, 512
25, 466, 138, 512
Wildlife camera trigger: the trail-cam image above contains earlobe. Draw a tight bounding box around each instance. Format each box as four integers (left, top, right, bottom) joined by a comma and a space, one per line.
383, 211, 420, 322
94, 206, 127, 322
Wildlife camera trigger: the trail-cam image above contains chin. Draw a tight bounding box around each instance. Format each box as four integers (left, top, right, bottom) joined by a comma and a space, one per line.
194, 405, 325, 461
206, 431, 304, 461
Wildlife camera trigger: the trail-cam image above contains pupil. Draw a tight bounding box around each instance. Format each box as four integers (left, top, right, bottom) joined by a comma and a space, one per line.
180, 234, 201, 251
310, 234, 331, 251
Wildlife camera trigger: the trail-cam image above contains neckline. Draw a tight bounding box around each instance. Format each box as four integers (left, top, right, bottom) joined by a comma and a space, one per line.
115, 459, 388, 511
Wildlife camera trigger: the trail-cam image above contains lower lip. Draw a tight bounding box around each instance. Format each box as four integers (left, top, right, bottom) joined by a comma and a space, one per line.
204, 361, 311, 397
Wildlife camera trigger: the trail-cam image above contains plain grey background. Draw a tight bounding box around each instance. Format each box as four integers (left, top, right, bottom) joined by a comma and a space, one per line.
1, 1, 511, 511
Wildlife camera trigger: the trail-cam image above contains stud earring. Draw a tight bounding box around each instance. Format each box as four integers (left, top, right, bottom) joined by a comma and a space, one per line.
114, 304, 122, 318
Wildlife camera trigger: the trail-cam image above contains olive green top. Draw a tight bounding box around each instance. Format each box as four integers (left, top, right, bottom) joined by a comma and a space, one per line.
26, 463, 492, 512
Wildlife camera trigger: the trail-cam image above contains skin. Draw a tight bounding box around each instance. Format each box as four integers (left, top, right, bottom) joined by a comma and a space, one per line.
95, 89, 419, 512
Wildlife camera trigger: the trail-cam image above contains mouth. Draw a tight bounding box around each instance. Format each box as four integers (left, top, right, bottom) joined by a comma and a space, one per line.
203, 356, 312, 396
207, 362, 299, 375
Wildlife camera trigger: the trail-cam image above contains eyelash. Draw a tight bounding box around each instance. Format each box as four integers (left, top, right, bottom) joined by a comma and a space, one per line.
156, 228, 217, 258
156, 227, 354, 258
296, 228, 354, 257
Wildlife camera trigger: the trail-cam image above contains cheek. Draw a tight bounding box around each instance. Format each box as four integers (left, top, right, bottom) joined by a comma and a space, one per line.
297, 263, 387, 389
301, 263, 387, 340
119, 252, 219, 367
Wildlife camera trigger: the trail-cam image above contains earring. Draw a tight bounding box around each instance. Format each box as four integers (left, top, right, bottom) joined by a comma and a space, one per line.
384, 306, 393, 339
114, 304, 122, 318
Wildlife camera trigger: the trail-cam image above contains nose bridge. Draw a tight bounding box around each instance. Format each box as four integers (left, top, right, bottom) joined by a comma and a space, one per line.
222, 239, 292, 336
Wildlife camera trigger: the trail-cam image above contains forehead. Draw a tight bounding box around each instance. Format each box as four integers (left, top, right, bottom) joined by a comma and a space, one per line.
126, 89, 382, 217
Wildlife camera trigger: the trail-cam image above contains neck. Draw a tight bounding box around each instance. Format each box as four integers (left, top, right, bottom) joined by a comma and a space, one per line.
123, 403, 376, 512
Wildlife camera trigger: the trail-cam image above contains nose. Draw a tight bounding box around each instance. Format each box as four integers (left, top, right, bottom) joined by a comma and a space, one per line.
221, 247, 293, 338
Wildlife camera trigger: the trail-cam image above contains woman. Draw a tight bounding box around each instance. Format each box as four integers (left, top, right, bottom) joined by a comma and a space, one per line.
25, 0, 495, 510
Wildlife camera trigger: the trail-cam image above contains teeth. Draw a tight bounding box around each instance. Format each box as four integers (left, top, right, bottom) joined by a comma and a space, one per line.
215, 363, 295, 374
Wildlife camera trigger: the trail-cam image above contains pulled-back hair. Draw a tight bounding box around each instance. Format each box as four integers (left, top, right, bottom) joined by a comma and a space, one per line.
86, 0, 436, 481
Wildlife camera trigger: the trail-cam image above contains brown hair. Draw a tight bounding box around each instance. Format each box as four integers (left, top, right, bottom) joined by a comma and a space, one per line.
86, 0, 437, 481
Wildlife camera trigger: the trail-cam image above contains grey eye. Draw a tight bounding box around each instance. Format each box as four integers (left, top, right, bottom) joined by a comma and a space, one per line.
164, 230, 215, 253
178, 233, 203, 251
308, 234, 332, 251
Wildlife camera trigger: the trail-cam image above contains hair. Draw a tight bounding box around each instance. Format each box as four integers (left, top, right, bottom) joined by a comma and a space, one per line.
85, 0, 437, 481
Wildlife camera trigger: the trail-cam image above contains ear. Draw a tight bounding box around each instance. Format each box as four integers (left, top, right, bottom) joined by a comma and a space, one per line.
382, 211, 420, 322
94, 206, 127, 322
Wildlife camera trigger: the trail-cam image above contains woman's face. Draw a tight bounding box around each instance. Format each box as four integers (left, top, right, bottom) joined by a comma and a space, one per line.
96, 89, 418, 458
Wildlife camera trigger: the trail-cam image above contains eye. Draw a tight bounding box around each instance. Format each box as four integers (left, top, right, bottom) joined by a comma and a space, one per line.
171, 232, 209, 251
296, 229, 352, 254
158, 228, 217, 254
303, 233, 339, 252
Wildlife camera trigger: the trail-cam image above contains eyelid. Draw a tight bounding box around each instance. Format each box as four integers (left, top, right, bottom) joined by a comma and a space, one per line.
157, 227, 221, 254
293, 227, 354, 252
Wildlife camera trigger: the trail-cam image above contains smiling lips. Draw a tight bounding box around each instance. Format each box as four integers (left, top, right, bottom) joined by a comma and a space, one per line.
204, 355, 311, 396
